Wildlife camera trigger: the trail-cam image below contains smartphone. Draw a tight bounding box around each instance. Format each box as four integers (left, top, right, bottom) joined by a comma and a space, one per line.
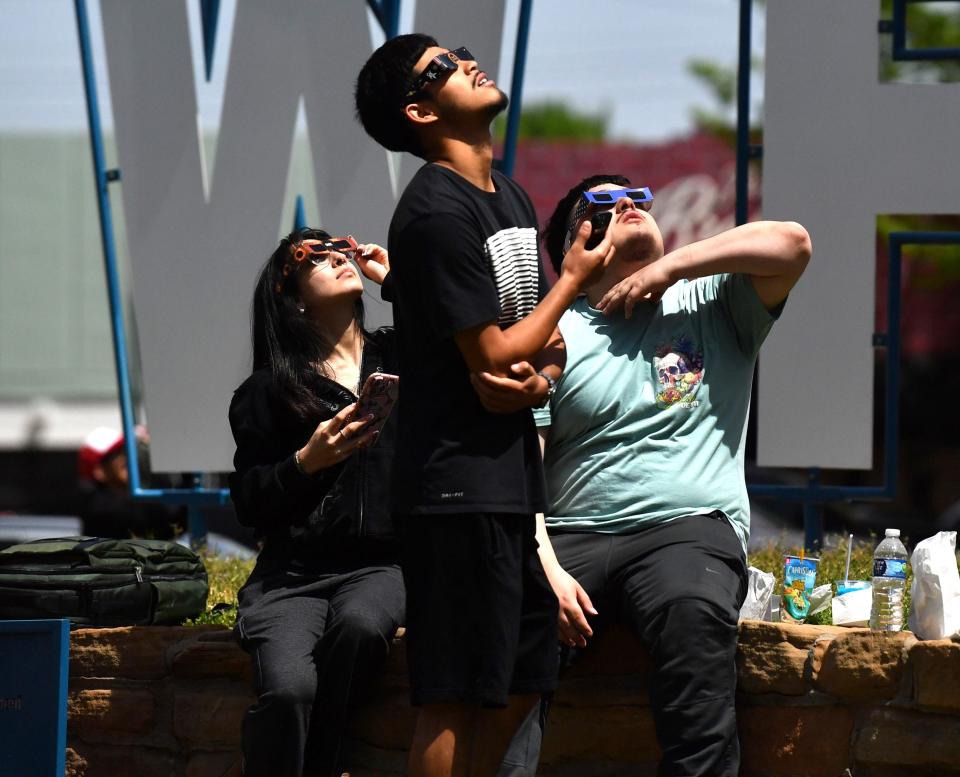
352, 372, 399, 439
585, 211, 612, 250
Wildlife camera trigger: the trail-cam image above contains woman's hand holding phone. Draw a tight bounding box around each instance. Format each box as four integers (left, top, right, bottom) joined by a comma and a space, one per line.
296, 403, 377, 475
349, 373, 399, 437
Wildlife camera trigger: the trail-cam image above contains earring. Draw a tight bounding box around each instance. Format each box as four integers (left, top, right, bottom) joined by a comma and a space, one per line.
297, 303, 305, 314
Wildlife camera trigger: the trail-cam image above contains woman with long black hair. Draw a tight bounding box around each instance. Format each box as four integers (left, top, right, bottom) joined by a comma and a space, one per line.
229, 227, 403, 777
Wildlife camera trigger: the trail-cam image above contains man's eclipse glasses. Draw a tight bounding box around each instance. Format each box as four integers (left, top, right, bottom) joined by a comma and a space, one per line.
584, 187, 653, 207
566, 187, 655, 250
405, 47, 475, 99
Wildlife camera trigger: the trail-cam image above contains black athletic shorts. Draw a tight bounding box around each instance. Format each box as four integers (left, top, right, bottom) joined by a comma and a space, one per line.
398, 513, 559, 707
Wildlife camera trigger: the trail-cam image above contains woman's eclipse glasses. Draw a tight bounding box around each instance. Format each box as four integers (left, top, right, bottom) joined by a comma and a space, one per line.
275, 236, 359, 294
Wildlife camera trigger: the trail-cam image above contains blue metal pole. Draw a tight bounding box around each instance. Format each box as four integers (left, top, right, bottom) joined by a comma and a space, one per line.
367, 0, 401, 39
74, 0, 227, 532
74, 0, 143, 498
892, 0, 907, 59
734, 0, 753, 227
500, 0, 534, 177
384, 0, 401, 39
200, 0, 222, 81
803, 469, 823, 552
294, 195, 307, 231
884, 238, 904, 499
187, 474, 208, 549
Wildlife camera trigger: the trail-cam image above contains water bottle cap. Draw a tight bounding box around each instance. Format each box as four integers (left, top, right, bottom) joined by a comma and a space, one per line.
885, 528, 900, 538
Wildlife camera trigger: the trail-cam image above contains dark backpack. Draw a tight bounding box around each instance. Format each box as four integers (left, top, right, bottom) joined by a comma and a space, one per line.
0, 537, 208, 626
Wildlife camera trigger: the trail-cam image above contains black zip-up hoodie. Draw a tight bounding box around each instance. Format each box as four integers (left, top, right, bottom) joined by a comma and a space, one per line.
228, 328, 398, 562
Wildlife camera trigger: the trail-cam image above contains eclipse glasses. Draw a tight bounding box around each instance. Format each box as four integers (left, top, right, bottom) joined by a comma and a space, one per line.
569, 186, 654, 225
565, 187, 655, 251
275, 235, 359, 294
292, 236, 358, 262
405, 46, 475, 98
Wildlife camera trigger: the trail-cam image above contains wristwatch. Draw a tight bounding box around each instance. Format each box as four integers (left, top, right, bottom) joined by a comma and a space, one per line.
535, 370, 557, 408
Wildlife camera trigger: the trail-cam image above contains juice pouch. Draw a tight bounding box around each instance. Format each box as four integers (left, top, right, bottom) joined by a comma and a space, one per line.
781, 555, 820, 623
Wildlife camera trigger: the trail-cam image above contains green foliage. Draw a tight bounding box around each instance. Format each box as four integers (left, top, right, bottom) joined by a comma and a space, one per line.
184, 551, 255, 627
877, 214, 960, 289
492, 101, 607, 142
880, 0, 960, 83
749, 539, 917, 627
688, 1, 960, 142
688, 58, 737, 106
685, 55, 762, 145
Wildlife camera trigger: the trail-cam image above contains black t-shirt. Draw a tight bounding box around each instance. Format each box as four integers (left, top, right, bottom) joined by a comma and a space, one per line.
387, 164, 548, 515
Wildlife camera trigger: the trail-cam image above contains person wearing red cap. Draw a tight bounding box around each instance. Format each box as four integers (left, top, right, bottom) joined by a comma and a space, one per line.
76, 426, 183, 539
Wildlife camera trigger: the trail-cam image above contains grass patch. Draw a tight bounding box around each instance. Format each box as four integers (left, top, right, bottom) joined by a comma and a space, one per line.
185, 551, 255, 627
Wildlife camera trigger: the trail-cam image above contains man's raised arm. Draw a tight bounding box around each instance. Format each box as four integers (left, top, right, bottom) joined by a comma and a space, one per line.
598, 220, 811, 318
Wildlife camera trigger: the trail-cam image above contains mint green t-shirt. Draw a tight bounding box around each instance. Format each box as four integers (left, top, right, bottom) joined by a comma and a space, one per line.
534, 273, 781, 549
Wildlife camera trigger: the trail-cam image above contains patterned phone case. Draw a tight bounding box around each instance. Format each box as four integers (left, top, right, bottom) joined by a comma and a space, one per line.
354, 372, 399, 436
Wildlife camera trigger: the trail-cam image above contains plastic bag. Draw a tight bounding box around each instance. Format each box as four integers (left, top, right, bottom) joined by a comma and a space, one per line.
739, 566, 776, 621
808, 583, 833, 617
908, 531, 960, 640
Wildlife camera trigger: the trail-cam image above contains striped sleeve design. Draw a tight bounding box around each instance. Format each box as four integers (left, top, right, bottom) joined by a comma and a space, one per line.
483, 226, 540, 326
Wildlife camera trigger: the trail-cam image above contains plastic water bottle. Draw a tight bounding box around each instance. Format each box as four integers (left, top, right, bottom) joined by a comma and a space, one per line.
869, 528, 908, 631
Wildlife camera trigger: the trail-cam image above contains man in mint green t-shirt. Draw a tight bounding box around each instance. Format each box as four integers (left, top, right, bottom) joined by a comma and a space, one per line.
480, 174, 811, 777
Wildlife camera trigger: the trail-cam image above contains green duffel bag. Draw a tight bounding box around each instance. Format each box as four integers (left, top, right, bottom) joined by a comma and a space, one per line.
0, 536, 208, 626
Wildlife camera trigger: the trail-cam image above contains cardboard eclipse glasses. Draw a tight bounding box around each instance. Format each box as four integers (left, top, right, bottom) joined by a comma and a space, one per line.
565, 187, 655, 250
583, 187, 653, 207
275, 236, 359, 294
405, 47, 475, 98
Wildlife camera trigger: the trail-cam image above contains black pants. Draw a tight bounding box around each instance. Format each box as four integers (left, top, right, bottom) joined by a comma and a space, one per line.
399, 513, 559, 707
498, 513, 748, 777
235, 559, 405, 777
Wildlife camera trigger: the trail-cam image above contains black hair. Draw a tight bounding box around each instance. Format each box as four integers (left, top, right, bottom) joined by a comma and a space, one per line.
251, 227, 366, 420
355, 33, 437, 158
542, 173, 632, 276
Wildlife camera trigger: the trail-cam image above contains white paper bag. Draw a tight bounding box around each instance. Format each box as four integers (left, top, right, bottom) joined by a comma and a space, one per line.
739, 566, 776, 621
908, 531, 960, 640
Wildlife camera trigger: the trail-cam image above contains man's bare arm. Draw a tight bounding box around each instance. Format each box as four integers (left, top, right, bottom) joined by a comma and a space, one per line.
534, 427, 597, 647
469, 329, 565, 414
598, 220, 812, 317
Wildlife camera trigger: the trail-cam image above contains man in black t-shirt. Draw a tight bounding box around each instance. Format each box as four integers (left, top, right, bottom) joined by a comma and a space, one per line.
356, 34, 614, 777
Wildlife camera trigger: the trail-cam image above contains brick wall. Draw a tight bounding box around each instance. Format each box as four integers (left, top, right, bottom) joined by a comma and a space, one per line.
65, 622, 960, 777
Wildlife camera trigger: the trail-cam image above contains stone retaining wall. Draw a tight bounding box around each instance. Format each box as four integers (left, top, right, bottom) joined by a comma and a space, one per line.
65, 621, 960, 777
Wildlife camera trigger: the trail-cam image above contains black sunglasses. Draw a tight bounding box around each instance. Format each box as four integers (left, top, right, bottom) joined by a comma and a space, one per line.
404, 47, 475, 99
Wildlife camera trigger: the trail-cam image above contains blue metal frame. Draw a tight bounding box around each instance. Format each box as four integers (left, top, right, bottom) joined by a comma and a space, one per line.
75, 0, 246, 549
748, 232, 960, 549
734, 0, 959, 549
886, 0, 960, 62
